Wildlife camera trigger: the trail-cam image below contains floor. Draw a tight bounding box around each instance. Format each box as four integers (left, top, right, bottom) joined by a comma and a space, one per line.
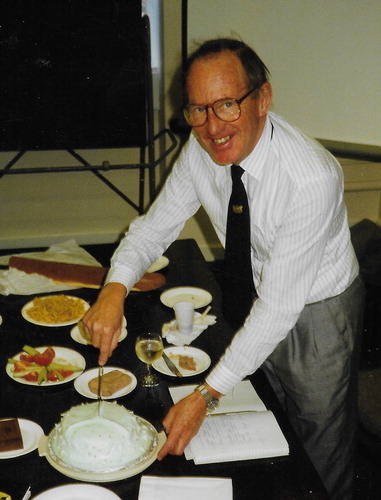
354, 436, 381, 499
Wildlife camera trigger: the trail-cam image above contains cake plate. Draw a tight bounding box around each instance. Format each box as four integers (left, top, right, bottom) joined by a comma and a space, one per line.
38, 425, 166, 482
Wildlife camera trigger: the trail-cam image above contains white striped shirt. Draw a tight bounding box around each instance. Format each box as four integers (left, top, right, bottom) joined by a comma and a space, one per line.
107, 112, 359, 395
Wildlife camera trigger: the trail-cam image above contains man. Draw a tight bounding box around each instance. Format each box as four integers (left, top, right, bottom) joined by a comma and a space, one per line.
83, 39, 364, 500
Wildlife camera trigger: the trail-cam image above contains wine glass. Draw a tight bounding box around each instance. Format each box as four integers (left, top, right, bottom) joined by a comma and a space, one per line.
135, 332, 163, 387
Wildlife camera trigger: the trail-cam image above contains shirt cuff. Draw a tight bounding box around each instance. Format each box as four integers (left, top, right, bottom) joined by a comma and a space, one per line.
105, 266, 137, 293
205, 363, 244, 395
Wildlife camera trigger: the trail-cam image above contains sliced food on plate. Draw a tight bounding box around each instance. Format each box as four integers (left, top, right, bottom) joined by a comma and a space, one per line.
6, 345, 85, 386
153, 346, 211, 377
74, 367, 137, 399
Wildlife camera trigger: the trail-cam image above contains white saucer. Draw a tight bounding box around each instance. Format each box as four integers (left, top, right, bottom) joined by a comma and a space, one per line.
74, 366, 137, 399
32, 483, 121, 499
160, 287, 212, 309
153, 346, 211, 377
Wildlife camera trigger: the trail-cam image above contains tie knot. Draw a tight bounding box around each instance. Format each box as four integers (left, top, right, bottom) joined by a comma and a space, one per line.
231, 164, 244, 181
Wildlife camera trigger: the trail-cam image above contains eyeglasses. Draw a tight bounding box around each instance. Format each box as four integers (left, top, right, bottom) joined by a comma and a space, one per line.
183, 87, 257, 127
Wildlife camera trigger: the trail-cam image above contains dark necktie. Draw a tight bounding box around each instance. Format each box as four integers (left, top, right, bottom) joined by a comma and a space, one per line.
223, 164, 255, 329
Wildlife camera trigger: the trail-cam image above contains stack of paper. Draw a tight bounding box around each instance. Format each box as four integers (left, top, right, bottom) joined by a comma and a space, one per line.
169, 380, 289, 465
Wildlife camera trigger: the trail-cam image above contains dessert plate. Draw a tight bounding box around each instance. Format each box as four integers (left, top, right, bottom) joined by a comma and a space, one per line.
6, 346, 86, 386
70, 317, 127, 345
74, 367, 137, 400
160, 287, 212, 309
32, 483, 121, 499
0, 419, 43, 459
21, 295, 90, 327
147, 255, 169, 273
153, 346, 211, 377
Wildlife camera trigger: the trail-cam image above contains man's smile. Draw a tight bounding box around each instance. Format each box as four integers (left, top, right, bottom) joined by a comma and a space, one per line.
213, 135, 232, 145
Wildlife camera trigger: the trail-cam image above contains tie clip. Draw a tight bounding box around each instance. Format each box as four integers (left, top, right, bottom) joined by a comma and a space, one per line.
232, 204, 243, 214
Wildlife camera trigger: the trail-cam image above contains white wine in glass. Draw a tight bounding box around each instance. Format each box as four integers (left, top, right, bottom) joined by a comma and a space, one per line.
135, 332, 163, 387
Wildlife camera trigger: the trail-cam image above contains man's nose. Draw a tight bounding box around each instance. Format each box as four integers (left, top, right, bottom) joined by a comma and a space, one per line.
205, 108, 225, 135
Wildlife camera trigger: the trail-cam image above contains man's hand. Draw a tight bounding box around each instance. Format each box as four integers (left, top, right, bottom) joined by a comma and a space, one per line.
82, 282, 127, 365
158, 391, 207, 460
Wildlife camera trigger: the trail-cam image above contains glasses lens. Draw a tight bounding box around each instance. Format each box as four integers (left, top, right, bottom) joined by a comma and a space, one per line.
184, 106, 206, 126
213, 99, 240, 122
184, 98, 241, 127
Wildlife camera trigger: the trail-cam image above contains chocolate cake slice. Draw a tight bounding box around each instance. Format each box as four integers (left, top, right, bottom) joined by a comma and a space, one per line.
0, 418, 23, 452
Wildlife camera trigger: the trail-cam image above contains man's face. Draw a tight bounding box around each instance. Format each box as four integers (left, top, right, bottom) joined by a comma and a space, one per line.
186, 51, 271, 166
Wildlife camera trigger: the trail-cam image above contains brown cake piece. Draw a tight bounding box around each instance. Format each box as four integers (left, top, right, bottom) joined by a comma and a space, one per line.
0, 418, 23, 452
88, 369, 132, 396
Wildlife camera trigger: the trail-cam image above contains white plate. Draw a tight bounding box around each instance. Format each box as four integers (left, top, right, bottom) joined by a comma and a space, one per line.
153, 346, 211, 377
160, 287, 212, 309
0, 419, 43, 459
74, 367, 137, 399
6, 346, 86, 386
146, 255, 169, 273
70, 317, 127, 345
21, 295, 90, 327
32, 483, 121, 499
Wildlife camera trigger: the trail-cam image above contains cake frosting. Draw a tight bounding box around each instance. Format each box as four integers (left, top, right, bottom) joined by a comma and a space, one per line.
49, 402, 156, 472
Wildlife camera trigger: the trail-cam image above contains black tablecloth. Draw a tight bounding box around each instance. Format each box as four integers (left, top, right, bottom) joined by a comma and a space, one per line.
0, 239, 329, 500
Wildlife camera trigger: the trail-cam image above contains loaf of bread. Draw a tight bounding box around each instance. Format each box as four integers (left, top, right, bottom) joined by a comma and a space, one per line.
9, 256, 166, 291
9, 256, 107, 288
0, 418, 23, 452
88, 369, 132, 396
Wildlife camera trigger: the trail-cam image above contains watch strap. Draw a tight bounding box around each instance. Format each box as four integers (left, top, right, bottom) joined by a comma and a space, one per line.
195, 384, 219, 412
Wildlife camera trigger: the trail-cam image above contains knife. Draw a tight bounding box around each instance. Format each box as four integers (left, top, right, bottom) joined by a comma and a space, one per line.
162, 352, 183, 378
97, 365, 104, 415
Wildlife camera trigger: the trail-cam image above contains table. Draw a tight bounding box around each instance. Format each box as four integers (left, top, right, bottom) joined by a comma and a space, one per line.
0, 239, 329, 500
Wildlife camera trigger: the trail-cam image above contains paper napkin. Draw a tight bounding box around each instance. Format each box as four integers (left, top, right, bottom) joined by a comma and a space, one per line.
138, 476, 233, 500
162, 314, 216, 346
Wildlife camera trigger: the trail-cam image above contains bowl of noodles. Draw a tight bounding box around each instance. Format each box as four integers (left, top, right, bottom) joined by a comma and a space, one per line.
21, 295, 90, 327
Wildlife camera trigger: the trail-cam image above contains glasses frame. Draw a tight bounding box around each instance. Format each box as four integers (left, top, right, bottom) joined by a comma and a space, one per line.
184, 87, 258, 127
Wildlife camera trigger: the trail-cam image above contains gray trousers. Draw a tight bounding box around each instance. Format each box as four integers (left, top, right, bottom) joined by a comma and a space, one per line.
262, 276, 364, 500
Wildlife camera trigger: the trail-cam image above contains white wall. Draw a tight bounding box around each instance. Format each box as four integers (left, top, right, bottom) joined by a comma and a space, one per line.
1, 0, 380, 259
187, 0, 381, 147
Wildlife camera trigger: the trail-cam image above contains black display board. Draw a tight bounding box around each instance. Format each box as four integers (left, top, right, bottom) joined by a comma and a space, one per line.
0, 0, 147, 151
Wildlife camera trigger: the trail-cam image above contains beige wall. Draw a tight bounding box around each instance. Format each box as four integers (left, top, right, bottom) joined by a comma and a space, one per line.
1, 0, 380, 260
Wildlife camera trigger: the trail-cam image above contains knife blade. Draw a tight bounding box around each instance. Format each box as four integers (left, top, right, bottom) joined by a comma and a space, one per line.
162, 352, 183, 378
97, 365, 104, 415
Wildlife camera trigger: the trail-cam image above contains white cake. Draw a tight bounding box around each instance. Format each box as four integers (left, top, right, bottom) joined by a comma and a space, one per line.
49, 402, 156, 472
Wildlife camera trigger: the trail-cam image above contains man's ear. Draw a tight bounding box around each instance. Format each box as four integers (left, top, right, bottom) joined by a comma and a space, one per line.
258, 82, 272, 115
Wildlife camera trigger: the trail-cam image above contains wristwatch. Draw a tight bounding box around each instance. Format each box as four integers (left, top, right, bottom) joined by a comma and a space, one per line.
195, 384, 220, 413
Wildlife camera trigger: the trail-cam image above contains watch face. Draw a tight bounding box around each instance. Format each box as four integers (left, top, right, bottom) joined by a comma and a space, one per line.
207, 398, 219, 412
